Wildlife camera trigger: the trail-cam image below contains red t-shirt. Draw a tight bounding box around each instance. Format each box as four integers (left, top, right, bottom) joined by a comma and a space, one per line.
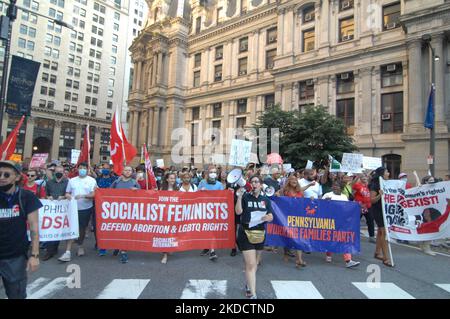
23, 183, 46, 199
352, 182, 371, 209
284, 190, 303, 198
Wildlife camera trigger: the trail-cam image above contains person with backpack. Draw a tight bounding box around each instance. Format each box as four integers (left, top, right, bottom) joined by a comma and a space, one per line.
0, 161, 42, 299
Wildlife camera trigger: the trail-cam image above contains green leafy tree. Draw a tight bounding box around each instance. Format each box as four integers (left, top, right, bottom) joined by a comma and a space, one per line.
254, 104, 357, 168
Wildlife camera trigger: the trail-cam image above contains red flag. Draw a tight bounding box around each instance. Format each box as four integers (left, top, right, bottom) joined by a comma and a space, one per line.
110, 110, 137, 175
0, 115, 25, 160
76, 125, 90, 167
121, 123, 137, 164
143, 144, 157, 190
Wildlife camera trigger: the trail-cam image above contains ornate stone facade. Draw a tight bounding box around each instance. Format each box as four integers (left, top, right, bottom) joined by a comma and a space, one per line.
129, 0, 450, 177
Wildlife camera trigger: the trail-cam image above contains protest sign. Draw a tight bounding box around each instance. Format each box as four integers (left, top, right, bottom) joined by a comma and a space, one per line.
362, 156, 382, 170
71, 149, 81, 164
229, 139, 252, 167
95, 189, 235, 252
341, 153, 363, 173
156, 159, 165, 168
381, 180, 450, 241
29, 153, 49, 169
328, 155, 342, 173
10, 153, 22, 162
305, 160, 313, 169
38, 200, 79, 242
265, 197, 360, 254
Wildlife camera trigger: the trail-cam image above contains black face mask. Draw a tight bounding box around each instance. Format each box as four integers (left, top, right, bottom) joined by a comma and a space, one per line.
0, 184, 14, 192
55, 172, 64, 179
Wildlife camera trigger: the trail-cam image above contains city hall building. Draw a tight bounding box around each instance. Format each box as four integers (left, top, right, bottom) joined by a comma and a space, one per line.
128, 0, 450, 177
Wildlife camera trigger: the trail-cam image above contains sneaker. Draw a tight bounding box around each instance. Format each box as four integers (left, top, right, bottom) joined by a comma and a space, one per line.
369, 237, 376, 243
161, 254, 168, 264
346, 260, 361, 268
113, 249, 120, 256
422, 246, 437, 256
209, 251, 218, 261
230, 249, 237, 257
245, 284, 251, 297
431, 241, 441, 247
120, 252, 128, 263
249, 295, 257, 299
325, 256, 332, 263
200, 249, 210, 256
58, 251, 71, 262
98, 249, 107, 257
77, 247, 85, 257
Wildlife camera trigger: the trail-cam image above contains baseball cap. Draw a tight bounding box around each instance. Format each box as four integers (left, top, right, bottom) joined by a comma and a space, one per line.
398, 173, 407, 179
0, 160, 22, 175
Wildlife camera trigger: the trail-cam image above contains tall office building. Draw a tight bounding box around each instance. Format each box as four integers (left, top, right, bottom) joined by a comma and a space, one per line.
128, 0, 450, 177
0, 0, 144, 164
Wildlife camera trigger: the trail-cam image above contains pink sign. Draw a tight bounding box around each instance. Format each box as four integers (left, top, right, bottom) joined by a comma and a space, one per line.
29, 153, 49, 169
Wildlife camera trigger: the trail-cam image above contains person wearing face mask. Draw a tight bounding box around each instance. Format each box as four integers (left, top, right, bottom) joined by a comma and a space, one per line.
198, 166, 224, 261
58, 163, 98, 262
398, 173, 412, 189
42, 166, 70, 261
96, 164, 117, 189
0, 161, 43, 299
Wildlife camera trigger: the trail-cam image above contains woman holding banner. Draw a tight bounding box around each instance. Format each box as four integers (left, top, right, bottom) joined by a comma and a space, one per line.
369, 167, 393, 267
159, 172, 179, 264
236, 175, 274, 299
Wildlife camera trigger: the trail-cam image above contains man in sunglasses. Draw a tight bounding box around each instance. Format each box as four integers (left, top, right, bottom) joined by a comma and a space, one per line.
23, 169, 46, 199
0, 160, 43, 299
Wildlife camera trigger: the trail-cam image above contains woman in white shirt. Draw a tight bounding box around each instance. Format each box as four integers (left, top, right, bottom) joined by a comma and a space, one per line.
179, 172, 198, 192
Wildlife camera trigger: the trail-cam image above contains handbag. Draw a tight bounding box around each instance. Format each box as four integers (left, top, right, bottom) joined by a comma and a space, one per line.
244, 229, 265, 244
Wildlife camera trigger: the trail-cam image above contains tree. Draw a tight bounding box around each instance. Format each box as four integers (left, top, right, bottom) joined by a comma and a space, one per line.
254, 104, 357, 168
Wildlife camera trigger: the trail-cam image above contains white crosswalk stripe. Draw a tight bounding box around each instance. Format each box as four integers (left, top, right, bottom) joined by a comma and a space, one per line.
435, 284, 450, 294
271, 281, 324, 299
23, 277, 449, 299
180, 280, 227, 299
27, 277, 69, 299
352, 282, 415, 299
96, 279, 150, 299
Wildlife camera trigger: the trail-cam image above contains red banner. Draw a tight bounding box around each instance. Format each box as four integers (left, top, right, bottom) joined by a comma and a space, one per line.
95, 189, 235, 252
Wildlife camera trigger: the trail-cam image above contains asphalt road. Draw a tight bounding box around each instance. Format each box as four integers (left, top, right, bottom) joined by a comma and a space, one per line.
1, 231, 449, 299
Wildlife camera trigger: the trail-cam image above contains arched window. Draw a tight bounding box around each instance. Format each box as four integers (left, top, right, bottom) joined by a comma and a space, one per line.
382, 154, 401, 179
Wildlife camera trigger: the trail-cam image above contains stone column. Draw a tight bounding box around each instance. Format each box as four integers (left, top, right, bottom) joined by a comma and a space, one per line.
292, 83, 299, 110
157, 52, 164, 85
147, 107, 154, 147
23, 117, 35, 159
51, 120, 61, 160
136, 60, 142, 91
249, 96, 257, 125
277, 9, 284, 56
131, 111, 139, 146
359, 67, 373, 135
132, 61, 138, 90
250, 30, 259, 73
283, 8, 294, 55
431, 34, 445, 127
92, 126, 101, 164
152, 54, 158, 86
138, 110, 148, 147
318, 0, 330, 47
152, 107, 160, 146
407, 39, 423, 131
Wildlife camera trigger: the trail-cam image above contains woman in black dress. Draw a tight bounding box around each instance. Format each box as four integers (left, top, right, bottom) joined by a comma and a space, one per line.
235, 175, 273, 299
369, 167, 393, 267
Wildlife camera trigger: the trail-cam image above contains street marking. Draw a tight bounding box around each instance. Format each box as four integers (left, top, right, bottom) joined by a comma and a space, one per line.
180, 280, 227, 299
27, 277, 68, 299
352, 282, 415, 299
435, 284, 450, 294
26, 277, 51, 296
96, 279, 150, 299
271, 281, 324, 299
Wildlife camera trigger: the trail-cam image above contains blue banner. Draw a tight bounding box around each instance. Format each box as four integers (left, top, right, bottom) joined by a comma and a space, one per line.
424, 85, 435, 129
265, 197, 360, 254
6, 55, 40, 116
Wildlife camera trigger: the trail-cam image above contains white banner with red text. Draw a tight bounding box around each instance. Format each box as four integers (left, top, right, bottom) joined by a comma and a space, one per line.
38, 199, 80, 241
380, 180, 450, 241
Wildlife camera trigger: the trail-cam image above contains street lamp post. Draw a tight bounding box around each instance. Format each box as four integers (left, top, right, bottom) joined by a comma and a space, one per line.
0, 0, 73, 144
422, 34, 439, 177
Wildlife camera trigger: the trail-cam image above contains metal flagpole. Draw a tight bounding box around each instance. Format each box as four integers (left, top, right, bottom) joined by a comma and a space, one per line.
379, 177, 395, 267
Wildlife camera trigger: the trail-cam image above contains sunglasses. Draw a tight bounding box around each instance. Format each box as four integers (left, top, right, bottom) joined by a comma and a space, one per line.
27, 174, 36, 177
0, 172, 13, 178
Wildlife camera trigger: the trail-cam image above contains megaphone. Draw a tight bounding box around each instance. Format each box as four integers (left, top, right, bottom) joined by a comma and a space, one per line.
227, 168, 246, 187
263, 184, 275, 197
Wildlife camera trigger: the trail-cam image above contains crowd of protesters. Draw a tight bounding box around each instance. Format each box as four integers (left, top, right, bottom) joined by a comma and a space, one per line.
1, 157, 449, 299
